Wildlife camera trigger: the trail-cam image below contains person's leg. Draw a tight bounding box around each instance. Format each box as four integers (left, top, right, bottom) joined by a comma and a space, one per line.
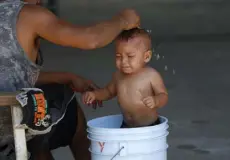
30, 149, 54, 160
27, 133, 54, 160
69, 104, 91, 160
120, 118, 161, 128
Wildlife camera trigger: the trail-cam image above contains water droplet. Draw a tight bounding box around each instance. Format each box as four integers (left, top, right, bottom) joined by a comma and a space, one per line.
164, 65, 168, 71
156, 54, 160, 60
173, 69, 176, 74
147, 29, 152, 33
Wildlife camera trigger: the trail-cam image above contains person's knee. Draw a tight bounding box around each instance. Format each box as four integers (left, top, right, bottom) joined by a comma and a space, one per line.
69, 103, 90, 160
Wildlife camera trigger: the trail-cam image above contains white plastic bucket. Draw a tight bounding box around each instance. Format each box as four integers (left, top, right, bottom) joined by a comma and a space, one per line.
87, 114, 169, 160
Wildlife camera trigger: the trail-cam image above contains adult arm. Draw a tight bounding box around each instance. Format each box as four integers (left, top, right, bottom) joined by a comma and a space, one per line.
93, 76, 117, 101
24, 5, 140, 50
82, 73, 117, 103
36, 71, 73, 85
36, 71, 92, 93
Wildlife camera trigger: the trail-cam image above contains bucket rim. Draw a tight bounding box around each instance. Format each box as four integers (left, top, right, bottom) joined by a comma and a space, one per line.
86, 124, 169, 135
87, 132, 169, 142
87, 114, 168, 131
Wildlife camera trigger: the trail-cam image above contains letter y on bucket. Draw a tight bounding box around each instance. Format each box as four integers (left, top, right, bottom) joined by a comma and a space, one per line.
98, 142, 105, 152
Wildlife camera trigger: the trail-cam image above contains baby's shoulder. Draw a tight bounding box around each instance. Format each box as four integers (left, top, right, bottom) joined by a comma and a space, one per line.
144, 67, 165, 85
143, 67, 159, 75
143, 67, 162, 80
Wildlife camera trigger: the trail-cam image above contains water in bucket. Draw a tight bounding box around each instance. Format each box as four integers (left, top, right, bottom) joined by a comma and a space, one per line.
87, 114, 169, 160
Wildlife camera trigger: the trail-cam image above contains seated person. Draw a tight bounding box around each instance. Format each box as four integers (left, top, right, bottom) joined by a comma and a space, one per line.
82, 28, 168, 128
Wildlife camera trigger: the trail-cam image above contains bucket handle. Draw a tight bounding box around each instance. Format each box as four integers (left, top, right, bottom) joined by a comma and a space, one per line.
110, 146, 125, 160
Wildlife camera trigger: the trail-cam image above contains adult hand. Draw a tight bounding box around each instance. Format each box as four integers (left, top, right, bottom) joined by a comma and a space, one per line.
117, 9, 141, 30
70, 76, 103, 108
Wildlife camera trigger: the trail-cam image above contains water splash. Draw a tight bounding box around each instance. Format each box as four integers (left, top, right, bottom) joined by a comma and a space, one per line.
173, 69, 176, 75
153, 52, 176, 75
146, 29, 152, 33
156, 54, 160, 60
164, 65, 168, 71
146, 28, 176, 75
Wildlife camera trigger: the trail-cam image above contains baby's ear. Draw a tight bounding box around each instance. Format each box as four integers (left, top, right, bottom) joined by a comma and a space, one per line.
144, 50, 152, 63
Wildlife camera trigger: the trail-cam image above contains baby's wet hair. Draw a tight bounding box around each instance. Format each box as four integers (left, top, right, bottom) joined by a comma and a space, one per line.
116, 28, 152, 50
116, 28, 151, 41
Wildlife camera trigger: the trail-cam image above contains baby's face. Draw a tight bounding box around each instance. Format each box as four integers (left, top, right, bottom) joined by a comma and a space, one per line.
115, 38, 148, 74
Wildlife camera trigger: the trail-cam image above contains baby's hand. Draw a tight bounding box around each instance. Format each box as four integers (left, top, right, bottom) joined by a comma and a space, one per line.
82, 91, 96, 105
142, 96, 156, 109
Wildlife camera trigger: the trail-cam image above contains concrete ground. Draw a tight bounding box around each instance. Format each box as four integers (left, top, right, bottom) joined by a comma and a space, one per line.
40, 1, 230, 160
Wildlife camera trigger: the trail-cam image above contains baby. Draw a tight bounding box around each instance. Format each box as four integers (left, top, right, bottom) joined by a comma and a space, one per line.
82, 28, 168, 128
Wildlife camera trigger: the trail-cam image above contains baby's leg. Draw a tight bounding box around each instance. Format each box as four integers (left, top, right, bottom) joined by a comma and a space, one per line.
150, 118, 161, 126
120, 118, 161, 128
120, 121, 129, 128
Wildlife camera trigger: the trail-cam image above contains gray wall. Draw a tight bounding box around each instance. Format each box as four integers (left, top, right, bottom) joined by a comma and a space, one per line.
58, 0, 230, 41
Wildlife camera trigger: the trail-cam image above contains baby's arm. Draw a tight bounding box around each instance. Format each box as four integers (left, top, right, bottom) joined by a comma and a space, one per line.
150, 70, 168, 108
94, 74, 117, 101
82, 73, 117, 104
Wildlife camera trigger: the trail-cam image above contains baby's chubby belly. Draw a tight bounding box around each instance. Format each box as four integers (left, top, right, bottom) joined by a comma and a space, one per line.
117, 92, 158, 127
116, 71, 159, 127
